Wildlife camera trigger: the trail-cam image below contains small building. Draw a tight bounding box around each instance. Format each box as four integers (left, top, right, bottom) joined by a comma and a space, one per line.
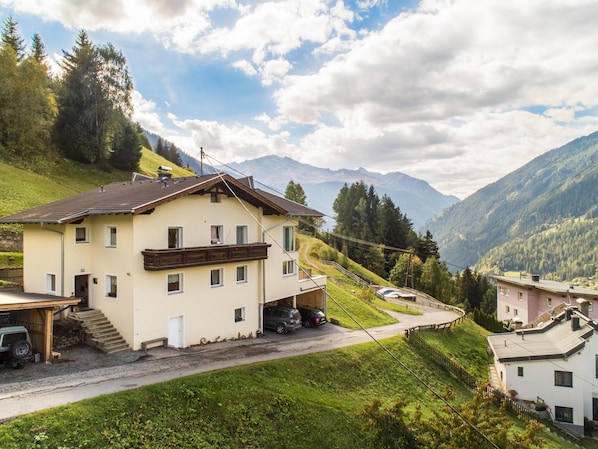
488, 303, 598, 436
492, 274, 598, 325
0, 172, 326, 351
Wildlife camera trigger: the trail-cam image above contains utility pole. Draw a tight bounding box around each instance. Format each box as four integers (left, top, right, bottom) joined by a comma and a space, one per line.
200, 147, 204, 175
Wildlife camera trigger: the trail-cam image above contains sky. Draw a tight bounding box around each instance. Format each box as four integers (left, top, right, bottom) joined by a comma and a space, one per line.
1, 0, 597, 200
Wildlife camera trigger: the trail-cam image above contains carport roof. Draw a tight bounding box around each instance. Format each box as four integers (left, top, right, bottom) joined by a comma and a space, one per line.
0, 291, 80, 311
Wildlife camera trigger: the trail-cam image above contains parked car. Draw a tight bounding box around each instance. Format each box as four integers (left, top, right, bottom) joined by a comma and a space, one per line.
376, 288, 401, 299
263, 306, 302, 334
0, 325, 33, 368
297, 306, 327, 328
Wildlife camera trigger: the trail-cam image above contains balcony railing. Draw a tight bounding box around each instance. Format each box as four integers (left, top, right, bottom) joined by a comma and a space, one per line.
142, 243, 271, 271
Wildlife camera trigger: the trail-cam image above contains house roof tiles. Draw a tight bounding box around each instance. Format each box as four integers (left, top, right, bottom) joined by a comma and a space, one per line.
0, 173, 323, 224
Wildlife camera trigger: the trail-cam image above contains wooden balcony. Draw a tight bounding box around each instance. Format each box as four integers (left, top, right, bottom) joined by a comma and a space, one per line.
142, 243, 271, 271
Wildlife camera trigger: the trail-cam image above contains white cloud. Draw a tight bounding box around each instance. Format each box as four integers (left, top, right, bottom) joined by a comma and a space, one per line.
132, 91, 167, 135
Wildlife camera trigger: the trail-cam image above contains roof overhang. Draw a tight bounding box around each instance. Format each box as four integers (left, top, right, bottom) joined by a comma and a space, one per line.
0, 291, 81, 311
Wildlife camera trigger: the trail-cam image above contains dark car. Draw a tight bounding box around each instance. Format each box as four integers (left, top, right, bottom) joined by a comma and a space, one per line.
263, 306, 302, 334
297, 306, 327, 328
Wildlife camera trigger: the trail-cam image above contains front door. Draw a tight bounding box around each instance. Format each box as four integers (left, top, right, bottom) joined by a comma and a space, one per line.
168, 315, 184, 348
74, 274, 90, 309
593, 398, 598, 422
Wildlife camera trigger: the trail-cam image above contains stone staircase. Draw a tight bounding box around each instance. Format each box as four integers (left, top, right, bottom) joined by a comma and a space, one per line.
69, 309, 129, 354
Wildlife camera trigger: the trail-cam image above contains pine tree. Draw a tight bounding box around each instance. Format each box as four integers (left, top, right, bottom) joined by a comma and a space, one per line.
1, 16, 26, 61
56, 30, 133, 164
30, 33, 46, 63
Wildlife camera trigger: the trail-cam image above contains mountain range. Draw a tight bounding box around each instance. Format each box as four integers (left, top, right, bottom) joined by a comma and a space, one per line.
426, 131, 598, 279
179, 153, 459, 230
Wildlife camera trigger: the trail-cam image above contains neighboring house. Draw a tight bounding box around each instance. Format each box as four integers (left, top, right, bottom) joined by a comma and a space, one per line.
488, 302, 598, 436
0, 172, 326, 351
492, 275, 598, 325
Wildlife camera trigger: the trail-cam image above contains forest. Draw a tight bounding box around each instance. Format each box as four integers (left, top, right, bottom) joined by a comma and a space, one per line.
0, 16, 153, 171
286, 180, 497, 315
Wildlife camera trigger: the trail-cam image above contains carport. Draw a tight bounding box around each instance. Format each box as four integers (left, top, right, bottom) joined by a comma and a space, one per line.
0, 291, 80, 363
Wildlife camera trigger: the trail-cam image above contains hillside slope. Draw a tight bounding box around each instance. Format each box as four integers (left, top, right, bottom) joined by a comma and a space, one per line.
426, 131, 598, 279
0, 148, 194, 219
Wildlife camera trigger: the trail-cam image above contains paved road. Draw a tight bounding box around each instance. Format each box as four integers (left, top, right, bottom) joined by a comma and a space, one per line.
0, 304, 459, 422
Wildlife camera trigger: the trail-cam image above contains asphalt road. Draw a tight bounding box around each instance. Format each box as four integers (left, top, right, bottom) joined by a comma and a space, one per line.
0, 303, 459, 422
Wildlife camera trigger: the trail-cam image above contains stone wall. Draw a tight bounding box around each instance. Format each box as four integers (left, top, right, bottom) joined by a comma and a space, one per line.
0, 230, 23, 252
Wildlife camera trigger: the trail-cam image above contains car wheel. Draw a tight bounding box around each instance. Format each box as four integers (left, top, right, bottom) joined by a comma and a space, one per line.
303, 320, 312, 328
275, 324, 286, 334
10, 340, 31, 359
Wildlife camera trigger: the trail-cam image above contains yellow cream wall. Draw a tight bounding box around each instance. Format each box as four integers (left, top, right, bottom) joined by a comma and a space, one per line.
261, 215, 300, 303
86, 215, 136, 346
23, 224, 66, 295
129, 194, 265, 348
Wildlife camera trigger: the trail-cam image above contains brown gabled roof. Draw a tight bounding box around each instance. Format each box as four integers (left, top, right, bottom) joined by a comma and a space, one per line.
255, 188, 323, 217
0, 173, 303, 224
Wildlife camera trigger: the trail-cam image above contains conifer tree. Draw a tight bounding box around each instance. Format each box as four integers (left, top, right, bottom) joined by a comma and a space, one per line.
1, 16, 26, 61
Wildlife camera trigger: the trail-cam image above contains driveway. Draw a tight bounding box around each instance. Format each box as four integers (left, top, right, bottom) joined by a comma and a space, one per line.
0, 303, 459, 422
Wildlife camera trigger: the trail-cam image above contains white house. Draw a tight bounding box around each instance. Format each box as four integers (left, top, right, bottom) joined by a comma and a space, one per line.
492, 274, 598, 325
0, 172, 327, 351
488, 303, 598, 436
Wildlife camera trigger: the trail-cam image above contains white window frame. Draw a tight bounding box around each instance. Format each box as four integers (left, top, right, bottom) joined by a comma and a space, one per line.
282, 226, 294, 251
236, 265, 248, 283
210, 225, 224, 245
167, 273, 183, 294
106, 226, 117, 248
210, 268, 223, 287
168, 227, 183, 249
106, 274, 117, 298
235, 307, 245, 323
518, 292, 523, 301
75, 226, 89, 243
547, 297, 552, 307
45, 273, 56, 295
283, 260, 296, 276
236, 225, 248, 244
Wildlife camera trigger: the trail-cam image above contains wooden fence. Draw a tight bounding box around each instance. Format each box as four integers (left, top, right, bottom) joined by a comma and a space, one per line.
406, 324, 583, 444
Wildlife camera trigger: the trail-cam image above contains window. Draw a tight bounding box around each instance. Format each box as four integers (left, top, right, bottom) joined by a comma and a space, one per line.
106, 275, 117, 298
168, 273, 182, 293
236, 265, 247, 283
235, 307, 245, 323
505, 305, 510, 313
211, 225, 223, 244
554, 370, 573, 387
75, 227, 88, 243
106, 226, 117, 247
517, 366, 524, 377
283, 226, 294, 251
211, 192, 221, 203
283, 260, 295, 276
547, 297, 552, 307
590, 301, 594, 312
211, 268, 223, 287
518, 292, 523, 301
46, 273, 56, 295
595, 354, 598, 378
236, 225, 248, 244
555, 406, 573, 423
168, 227, 183, 249
514, 308, 518, 317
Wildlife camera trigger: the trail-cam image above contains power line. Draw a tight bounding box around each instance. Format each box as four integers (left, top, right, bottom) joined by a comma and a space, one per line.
201, 150, 500, 448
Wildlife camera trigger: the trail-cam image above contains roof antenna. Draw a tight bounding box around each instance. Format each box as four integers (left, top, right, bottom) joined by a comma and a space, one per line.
200, 147, 204, 175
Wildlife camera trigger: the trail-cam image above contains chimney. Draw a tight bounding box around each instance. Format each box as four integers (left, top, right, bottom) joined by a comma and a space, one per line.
531, 274, 540, 282
572, 316, 580, 331
577, 298, 590, 316
511, 316, 523, 330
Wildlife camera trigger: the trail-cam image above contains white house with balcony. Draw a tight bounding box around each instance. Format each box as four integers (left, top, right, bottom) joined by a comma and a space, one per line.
0, 172, 327, 351
488, 302, 598, 436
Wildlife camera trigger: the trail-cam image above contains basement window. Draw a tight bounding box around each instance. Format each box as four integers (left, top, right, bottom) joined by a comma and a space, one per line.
235, 307, 245, 323
555, 406, 573, 423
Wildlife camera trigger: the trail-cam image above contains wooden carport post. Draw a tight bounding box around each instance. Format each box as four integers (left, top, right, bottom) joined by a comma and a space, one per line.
42, 308, 53, 363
